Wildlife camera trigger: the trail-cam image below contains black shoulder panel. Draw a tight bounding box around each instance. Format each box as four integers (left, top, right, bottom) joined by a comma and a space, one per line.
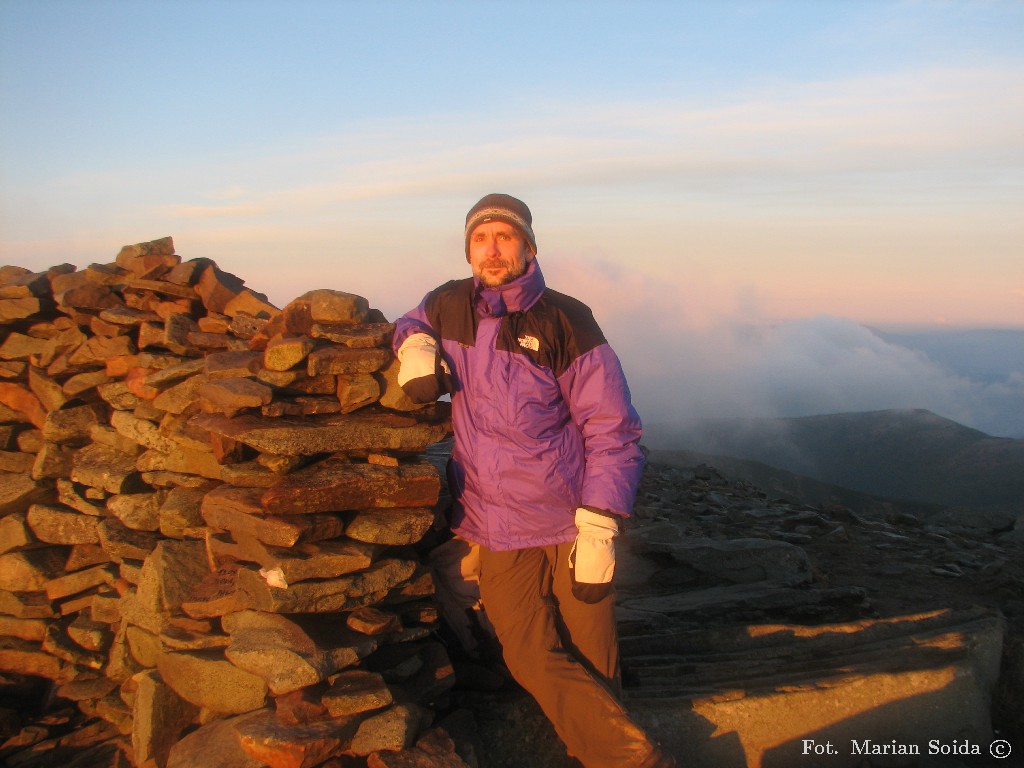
424, 278, 477, 346
499, 289, 607, 378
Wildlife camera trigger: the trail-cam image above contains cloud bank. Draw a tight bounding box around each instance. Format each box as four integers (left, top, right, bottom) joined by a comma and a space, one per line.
543, 256, 1024, 441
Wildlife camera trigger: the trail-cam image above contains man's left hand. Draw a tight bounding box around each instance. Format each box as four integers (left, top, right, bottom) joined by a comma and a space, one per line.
569, 507, 619, 603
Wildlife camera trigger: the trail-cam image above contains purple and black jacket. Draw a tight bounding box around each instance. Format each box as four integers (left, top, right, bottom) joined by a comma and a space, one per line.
393, 258, 644, 552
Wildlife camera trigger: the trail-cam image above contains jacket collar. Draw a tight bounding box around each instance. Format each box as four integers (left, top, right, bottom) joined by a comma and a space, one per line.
473, 258, 545, 316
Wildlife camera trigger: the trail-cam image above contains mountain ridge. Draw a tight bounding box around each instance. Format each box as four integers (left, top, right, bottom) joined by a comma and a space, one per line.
646, 445, 946, 519
647, 408, 1024, 515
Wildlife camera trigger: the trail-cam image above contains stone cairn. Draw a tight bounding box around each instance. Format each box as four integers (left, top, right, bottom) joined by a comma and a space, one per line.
0, 237, 468, 768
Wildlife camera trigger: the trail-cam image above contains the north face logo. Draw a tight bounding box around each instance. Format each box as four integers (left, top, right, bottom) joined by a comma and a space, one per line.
518, 335, 540, 352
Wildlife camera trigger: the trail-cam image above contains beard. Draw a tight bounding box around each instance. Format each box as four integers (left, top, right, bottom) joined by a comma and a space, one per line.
474, 257, 528, 287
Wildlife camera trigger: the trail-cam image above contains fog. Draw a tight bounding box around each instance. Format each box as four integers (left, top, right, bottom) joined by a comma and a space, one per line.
540, 257, 1024, 443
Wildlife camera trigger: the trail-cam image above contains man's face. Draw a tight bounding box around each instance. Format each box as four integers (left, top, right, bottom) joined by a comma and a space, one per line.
468, 221, 534, 288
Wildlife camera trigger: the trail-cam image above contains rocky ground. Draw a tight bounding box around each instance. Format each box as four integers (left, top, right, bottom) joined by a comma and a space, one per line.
631, 459, 1024, 631
457, 458, 1024, 768
3, 457, 1022, 768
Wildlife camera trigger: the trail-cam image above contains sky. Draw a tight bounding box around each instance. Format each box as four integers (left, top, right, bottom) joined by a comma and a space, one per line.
2, 0, 1023, 438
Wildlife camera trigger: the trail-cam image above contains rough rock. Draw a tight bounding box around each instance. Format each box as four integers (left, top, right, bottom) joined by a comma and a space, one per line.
0, 382, 47, 428
344, 507, 437, 546
156, 649, 268, 714
239, 558, 419, 614
130, 669, 199, 767
0, 472, 52, 515
223, 612, 329, 695
307, 346, 390, 376
71, 443, 144, 494
0, 548, 68, 592
42, 402, 106, 444
264, 336, 317, 371
198, 377, 274, 417
26, 503, 101, 544
366, 728, 473, 768
225, 536, 379, 585
307, 290, 371, 325
322, 670, 394, 717
0, 512, 35, 555
193, 408, 449, 457
262, 458, 441, 515
165, 711, 267, 768
202, 499, 347, 549
234, 708, 359, 768
350, 704, 425, 756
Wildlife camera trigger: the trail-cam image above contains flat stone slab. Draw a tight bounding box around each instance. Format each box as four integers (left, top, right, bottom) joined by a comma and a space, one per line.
264, 336, 316, 371
198, 377, 274, 417
0, 471, 52, 515
0, 548, 68, 592
71, 442, 144, 494
165, 711, 267, 768
202, 503, 346, 548
223, 612, 333, 695
223, 611, 377, 695
0, 589, 55, 619
0, 637, 72, 681
311, 322, 394, 348
234, 708, 359, 768
41, 399, 105, 442
322, 670, 393, 717
463, 606, 1007, 768
97, 517, 161, 563
262, 458, 440, 515
26, 503, 101, 544
180, 564, 255, 619
620, 607, 1004, 768
156, 648, 268, 715
232, 536, 380, 585
350, 703, 423, 756
344, 507, 436, 546
191, 408, 449, 457
306, 346, 390, 376
239, 558, 418, 614
131, 668, 200, 768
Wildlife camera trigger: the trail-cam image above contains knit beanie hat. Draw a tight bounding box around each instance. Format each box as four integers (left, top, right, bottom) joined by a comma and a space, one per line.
464, 193, 537, 255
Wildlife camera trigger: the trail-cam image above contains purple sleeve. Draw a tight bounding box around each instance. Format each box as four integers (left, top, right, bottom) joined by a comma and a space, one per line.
392, 290, 437, 353
559, 343, 644, 517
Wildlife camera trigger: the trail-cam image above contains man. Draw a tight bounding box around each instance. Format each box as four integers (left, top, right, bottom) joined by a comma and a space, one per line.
393, 194, 673, 768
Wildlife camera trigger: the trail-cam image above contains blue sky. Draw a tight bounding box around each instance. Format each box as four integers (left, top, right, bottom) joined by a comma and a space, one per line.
2, 1, 1023, 435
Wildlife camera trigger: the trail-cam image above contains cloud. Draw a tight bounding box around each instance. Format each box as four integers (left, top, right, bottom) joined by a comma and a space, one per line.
159, 203, 267, 219
110, 63, 1023, 224
543, 254, 1024, 440
635, 312, 1024, 440
5, 63, 1019, 255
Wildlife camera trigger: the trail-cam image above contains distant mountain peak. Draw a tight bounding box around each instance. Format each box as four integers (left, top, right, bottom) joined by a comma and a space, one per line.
650, 410, 1024, 512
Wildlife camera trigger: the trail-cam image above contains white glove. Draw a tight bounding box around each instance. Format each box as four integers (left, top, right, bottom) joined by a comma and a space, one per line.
569, 507, 619, 603
396, 332, 451, 403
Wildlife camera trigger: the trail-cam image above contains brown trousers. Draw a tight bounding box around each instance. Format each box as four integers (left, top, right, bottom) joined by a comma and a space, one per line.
478, 541, 659, 768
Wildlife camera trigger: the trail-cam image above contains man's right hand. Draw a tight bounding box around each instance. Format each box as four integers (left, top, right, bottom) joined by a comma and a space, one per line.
396, 332, 451, 403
